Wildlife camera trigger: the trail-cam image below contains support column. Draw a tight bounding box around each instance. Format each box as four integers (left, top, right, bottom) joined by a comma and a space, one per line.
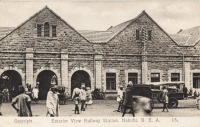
141, 27, 148, 84
95, 54, 102, 90
142, 62, 148, 84
184, 62, 190, 89
26, 48, 33, 87
61, 49, 69, 88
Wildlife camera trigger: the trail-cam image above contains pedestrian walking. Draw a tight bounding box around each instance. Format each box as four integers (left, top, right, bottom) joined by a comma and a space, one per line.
46, 85, 59, 117
117, 85, 123, 112
183, 85, 188, 99
11, 85, 32, 117
0, 90, 3, 116
85, 87, 93, 108
122, 81, 134, 117
80, 85, 86, 111
72, 86, 81, 114
162, 86, 169, 112
32, 86, 39, 103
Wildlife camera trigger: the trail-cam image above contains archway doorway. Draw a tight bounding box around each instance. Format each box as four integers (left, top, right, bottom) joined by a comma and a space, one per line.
71, 70, 91, 94
36, 70, 57, 100
0, 70, 22, 100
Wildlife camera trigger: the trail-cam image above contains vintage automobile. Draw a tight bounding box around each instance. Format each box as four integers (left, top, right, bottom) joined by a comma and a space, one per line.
148, 82, 185, 108
132, 84, 154, 113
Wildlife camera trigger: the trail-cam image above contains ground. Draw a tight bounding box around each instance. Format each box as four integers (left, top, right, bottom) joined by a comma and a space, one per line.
1, 98, 200, 117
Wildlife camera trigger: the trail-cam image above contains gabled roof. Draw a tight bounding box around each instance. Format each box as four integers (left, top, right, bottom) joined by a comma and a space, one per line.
0, 6, 90, 43
170, 26, 200, 46
0, 27, 15, 40
170, 34, 191, 46
80, 10, 178, 45
78, 30, 112, 43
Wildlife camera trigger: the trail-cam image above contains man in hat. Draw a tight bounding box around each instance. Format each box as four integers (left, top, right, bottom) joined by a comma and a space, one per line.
122, 81, 134, 117
72, 85, 81, 114
11, 85, 32, 117
80, 84, 86, 111
46, 85, 59, 117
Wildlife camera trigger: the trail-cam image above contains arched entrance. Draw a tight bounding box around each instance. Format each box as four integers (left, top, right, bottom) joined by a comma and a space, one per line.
71, 70, 91, 94
36, 70, 58, 100
0, 70, 22, 100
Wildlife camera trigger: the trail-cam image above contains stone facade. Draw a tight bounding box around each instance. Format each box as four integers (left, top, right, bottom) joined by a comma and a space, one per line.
1, 7, 200, 98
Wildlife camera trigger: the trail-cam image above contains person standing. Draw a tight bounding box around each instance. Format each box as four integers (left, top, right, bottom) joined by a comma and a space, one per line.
72, 86, 81, 114
122, 81, 134, 117
183, 85, 188, 99
46, 85, 59, 117
85, 87, 93, 108
117, 86, 124, 112
11, 85, 32, 117
162, 86, 169, 112
32, 86, 39, 103
80, 85, 86, 111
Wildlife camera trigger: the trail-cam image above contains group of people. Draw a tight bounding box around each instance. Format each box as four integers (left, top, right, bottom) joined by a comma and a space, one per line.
0, 84, 93, 117
72, 85, 93, 114
1, 88, 9, 102
116, 81, 169, 117
25, 84, 39, 102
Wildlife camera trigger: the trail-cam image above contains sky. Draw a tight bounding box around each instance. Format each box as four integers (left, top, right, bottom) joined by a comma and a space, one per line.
0, 0, 200, 34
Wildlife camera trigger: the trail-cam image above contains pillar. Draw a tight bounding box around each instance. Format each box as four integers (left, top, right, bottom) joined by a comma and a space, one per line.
61, 49, 69, 88
95, 54, 102, 89
25, 48, 33, 86
142, 62, 148, 84
184, 62, 190, 89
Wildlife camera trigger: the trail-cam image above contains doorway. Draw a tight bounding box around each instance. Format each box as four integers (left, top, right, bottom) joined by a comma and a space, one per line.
36, 70, 57, 100
71, 70, 91, 94
0, 70, 22, 100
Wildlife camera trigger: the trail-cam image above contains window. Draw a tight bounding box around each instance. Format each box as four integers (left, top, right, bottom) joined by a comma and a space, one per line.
193, 73, 200, 88
37, 24, 42, 37
106, 73, 116, 90
52, 26, 57, 37
151, 73, 160, 82
136, 29, 140, 40
171, 73, 180, 82
44, 22, 50, 37
148, 30, 152, 40
128, 73, 138, 84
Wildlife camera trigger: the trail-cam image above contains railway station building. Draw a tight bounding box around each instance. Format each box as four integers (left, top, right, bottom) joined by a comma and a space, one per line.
0, 6, 200, 99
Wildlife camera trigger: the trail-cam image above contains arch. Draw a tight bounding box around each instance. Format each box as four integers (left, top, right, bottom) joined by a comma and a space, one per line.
0, 66, 25, 85
44, 22, 50, 37
71, 70, 91, 94
0, 70, 23, 100
34, 67, 61, 87
36, 70, 57, 100
69, 67, 94, 94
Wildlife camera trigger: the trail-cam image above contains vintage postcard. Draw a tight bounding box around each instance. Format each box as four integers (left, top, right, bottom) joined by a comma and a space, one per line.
0, 0, 200, 127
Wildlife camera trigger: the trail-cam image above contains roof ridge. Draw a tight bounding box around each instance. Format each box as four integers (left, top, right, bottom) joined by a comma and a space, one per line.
0, 6, 47, 41
0, 6, 91, 44
182, 26, 200, 32
105, 10, 146, 42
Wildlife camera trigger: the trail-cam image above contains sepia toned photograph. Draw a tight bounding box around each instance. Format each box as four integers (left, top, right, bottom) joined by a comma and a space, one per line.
0, 1, 200, 123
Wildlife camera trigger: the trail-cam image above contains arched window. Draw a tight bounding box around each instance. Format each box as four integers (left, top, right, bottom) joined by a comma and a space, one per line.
44, 22, 50, 37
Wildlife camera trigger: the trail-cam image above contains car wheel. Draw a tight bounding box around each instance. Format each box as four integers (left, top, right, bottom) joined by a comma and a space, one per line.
168, 98, 178, 108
